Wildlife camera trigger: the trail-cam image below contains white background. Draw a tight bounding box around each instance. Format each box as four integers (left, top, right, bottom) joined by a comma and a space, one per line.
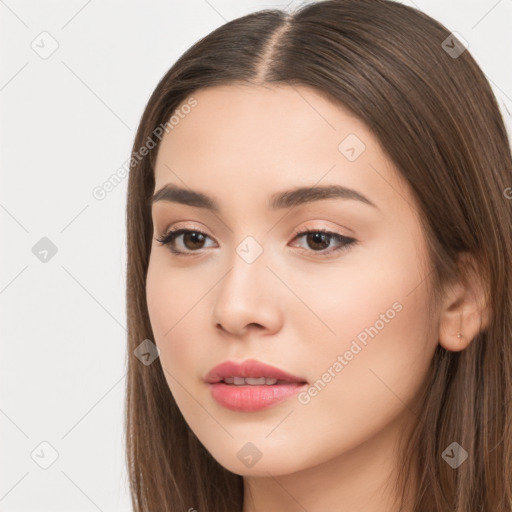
1, 0, 511, 510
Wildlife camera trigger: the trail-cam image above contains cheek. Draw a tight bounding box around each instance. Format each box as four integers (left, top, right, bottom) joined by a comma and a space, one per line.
295, 288, 435, 467
146, 249, 208, 335
287, 233, 436, 422
283, 224, 432, 351
146, 257, 174, 342
145, 254, 214, 390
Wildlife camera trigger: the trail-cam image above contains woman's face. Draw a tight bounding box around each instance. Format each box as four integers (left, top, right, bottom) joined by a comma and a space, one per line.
146, 83, 439, 476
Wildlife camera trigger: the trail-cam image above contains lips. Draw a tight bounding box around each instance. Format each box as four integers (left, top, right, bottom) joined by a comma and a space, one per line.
205, 359, 308, 412
204, 358, 308, 385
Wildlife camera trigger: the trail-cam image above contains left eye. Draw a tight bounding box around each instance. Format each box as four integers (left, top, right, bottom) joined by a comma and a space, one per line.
156, 228, 357, 257
291, 229, 357, 256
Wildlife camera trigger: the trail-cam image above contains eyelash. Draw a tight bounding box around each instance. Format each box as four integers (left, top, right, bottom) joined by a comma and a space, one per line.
155, 225, 357, 259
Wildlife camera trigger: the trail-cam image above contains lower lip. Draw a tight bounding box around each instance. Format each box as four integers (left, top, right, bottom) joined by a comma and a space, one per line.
208, 382, 308, 412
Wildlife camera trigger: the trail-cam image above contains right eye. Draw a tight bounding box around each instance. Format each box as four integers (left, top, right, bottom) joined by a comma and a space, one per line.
155, 228, 217, 256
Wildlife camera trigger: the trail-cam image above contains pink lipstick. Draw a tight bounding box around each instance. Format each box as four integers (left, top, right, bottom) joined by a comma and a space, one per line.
205, 358, 308, 412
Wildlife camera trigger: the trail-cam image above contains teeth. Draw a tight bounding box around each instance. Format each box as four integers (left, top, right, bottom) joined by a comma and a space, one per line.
245, 377, 268, 385
222, 377, 279, 386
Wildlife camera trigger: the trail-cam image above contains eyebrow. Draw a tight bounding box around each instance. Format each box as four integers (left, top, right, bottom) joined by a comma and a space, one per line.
151, 183, 377, 212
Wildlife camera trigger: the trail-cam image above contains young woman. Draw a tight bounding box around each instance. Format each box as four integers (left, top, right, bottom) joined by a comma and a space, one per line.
124, 1, 512, 510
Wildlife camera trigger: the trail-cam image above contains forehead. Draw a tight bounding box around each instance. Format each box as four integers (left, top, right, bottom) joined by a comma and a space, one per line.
155, 83, 370, 169
153, 83, 410, 216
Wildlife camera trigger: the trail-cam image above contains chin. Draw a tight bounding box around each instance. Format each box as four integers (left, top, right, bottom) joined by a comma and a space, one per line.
198, 438, 316, 477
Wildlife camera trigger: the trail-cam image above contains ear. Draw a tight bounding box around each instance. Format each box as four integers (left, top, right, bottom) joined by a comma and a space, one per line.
438, 252, 489, 352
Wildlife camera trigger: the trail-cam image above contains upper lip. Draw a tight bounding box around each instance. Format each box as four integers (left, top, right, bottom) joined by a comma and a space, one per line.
205, 358, 308, 384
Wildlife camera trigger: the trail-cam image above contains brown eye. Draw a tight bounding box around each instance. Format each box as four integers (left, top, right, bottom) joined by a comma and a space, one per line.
304, 232, 331, 251
290, 229, 357, 258
181, 231, 207, 250
156, 229, 215, 255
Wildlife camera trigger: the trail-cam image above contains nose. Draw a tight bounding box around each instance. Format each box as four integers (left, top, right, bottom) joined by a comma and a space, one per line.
211, 245, 284, 338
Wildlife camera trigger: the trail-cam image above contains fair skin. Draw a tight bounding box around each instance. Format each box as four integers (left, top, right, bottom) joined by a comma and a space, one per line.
146, 83, 486, 512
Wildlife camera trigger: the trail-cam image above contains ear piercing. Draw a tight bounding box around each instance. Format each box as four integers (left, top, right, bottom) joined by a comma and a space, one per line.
457, 311, 464, 340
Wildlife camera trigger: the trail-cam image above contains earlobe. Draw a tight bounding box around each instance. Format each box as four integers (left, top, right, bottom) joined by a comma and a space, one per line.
438, 254, 489, 352
439, 307, 479, 352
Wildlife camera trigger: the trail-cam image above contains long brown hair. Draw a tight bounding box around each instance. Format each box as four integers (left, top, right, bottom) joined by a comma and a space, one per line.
124, 1, 512, 510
